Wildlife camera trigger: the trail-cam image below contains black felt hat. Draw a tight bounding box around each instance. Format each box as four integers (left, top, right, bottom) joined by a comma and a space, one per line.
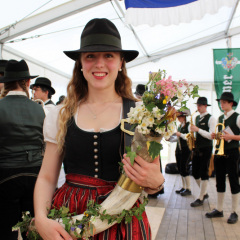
30, 77, 55, 95
134, 84, 148, 96
0, 60, 8, 73
0, 59, 38, 83
195, 97, 211, 106
216, 92, 237, 106
64, 18, 139, 63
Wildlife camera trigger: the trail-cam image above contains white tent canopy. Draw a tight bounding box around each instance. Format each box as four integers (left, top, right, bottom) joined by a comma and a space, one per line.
1, 0, 240, 161
1, 0, 240, 102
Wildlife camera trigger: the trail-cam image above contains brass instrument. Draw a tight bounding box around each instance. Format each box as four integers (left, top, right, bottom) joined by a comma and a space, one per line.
214, 121, 225, 156
186, 110, 198, 151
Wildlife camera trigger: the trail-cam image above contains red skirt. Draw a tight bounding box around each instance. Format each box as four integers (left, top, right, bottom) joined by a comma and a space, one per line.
52, 173, 151, 240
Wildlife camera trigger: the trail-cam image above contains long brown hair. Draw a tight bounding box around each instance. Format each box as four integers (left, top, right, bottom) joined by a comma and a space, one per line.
56, 56, 137, 152
0, 79, 30, 99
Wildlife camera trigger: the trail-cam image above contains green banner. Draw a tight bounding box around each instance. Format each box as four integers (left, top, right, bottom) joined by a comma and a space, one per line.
213, 48, 240, 112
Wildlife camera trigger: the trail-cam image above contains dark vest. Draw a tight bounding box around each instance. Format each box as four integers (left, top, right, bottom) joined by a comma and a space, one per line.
177, 122, 190, 149
0, 95, 45, 168
195, 113, 212, 148
218, 112, 239, 150
63, 98, 135, 181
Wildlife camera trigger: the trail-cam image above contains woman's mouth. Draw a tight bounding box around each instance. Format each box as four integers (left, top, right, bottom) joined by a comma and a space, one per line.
93, 72, 107, 77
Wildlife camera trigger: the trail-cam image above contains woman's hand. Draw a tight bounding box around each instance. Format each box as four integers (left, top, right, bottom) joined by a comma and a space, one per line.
35, 216, 73, 240
122, 154, 164, 193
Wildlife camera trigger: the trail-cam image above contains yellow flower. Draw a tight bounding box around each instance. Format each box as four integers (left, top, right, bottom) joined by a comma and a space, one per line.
84, 212, 89, 217
146, 141, 150, 150
163, 99, 167, 104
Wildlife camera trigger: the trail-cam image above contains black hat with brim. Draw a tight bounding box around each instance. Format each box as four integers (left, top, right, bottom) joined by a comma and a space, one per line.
64, 18, 139, 63
0, 59, 38, 83
194, 97, 211, 106
30, 77, 55, 95
216, 92, 238, 106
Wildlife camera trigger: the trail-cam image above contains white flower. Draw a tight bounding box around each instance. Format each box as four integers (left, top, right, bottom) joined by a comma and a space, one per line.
164, 131, 172, 140
145, 116, 155, 127
76, 227, 82, 234
155, 127, 165, 135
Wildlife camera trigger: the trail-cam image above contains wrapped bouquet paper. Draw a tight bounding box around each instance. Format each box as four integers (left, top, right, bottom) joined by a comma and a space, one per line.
13, 70, 198, 240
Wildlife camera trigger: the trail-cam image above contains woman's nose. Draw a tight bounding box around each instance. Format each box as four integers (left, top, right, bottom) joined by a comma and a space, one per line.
95, 56, 105, 67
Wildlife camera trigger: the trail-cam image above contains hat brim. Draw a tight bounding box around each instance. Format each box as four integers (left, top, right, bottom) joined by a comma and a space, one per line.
30, 83, 55, 95
64, 45, 139, 63
216, 98, 238, 107
194, 102, 211, 106
0, 75, 38, 83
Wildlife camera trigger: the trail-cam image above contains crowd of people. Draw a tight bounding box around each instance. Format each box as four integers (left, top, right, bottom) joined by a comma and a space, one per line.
175, 94, 240, 224
0, 17, 239, 240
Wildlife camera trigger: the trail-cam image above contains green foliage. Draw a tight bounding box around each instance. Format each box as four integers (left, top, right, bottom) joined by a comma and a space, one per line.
126, 151, 136, 166
148, 141, 163, 160
13, 197, 149, 240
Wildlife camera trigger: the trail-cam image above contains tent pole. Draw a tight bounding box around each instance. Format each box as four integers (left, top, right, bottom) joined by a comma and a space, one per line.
225, 0, 239, 37
227, 37, 232, 48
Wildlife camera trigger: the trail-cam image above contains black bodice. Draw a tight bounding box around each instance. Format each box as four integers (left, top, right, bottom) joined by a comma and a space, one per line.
63, 98, 135, 182
63, 119, 123, 181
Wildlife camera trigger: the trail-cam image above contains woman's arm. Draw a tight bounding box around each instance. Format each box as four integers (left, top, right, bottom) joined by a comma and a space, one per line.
34, 142, 73, 240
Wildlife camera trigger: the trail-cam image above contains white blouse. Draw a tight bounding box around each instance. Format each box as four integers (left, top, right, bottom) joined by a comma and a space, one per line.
43, 104, 123, 144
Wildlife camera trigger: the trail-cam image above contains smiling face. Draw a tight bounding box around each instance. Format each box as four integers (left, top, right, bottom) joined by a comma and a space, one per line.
80, 52, 123, 91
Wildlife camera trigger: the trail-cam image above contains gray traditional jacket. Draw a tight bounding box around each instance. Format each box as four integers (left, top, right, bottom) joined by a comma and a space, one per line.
0, 93, 45, 168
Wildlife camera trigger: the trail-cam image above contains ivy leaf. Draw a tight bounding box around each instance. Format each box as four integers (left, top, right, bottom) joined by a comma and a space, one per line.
148, 141, 162, 160
61, 206, 70, 215
125, 146, 131, 153
126, 151, 136, 166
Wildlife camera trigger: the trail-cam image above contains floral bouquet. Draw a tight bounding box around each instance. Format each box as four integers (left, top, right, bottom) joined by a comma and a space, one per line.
124, 69, 199, 163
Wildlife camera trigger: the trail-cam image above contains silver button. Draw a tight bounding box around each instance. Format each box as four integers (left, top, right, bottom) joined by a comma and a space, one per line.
94, 149, 98, 153
95, 161, 99, 166
93, 142, 98, 146
95, 168, 99, 172
94, 155, 98, 159
93, 135, 98, 139
94, 175, 98, 178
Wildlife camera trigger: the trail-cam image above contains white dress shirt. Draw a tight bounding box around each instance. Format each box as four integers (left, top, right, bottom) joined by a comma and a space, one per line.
197, 112, 217, 140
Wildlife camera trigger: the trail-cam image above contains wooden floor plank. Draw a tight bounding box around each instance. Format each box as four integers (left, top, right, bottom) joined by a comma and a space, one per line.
148, 171, 240, 240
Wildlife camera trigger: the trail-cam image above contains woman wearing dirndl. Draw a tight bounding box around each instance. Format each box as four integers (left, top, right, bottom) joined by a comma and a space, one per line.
34, 18, 164, 240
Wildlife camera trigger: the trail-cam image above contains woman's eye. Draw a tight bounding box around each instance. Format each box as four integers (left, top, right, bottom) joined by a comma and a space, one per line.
86, 54, 95, 58
105, 54, 113, 58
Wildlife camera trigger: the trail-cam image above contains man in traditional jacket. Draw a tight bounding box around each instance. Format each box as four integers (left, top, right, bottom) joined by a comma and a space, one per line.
30, 77, 56, 115
206, 92, 240, 224
189, 97, 217, 207
0, 59, 45, 239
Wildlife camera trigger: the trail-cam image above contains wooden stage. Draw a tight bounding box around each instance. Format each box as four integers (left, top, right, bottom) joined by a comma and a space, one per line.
147, 173, 240, 240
